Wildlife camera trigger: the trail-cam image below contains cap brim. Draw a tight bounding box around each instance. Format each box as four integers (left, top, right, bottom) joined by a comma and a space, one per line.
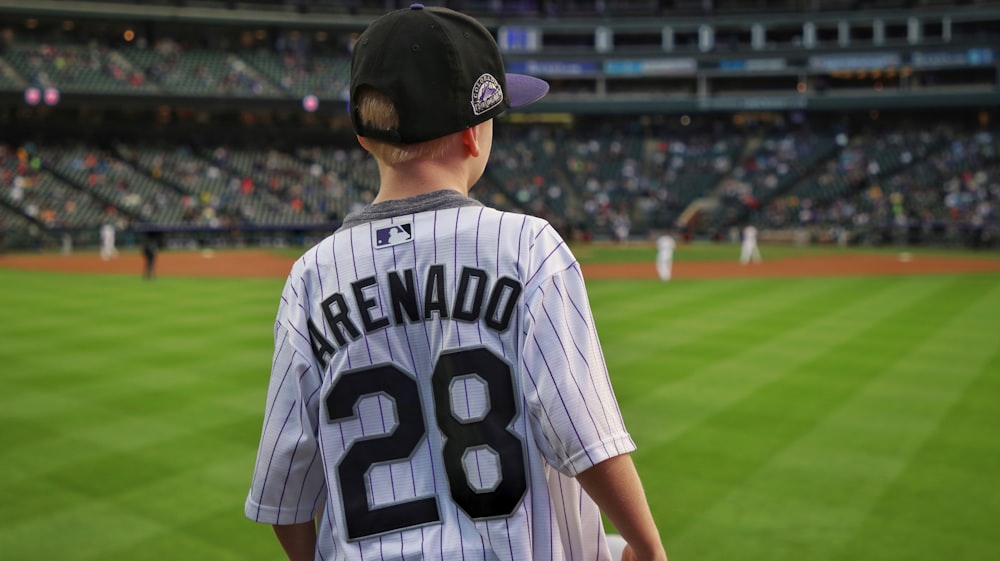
506, 73, 549, 108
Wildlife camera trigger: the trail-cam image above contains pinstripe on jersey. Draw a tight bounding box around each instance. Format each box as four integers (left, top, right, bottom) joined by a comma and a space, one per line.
246, 197, 635, 561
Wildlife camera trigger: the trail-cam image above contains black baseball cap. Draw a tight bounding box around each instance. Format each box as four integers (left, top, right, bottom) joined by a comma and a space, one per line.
349, 3, 549, 144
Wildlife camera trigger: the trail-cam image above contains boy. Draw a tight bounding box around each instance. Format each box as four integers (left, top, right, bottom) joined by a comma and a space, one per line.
246, 6, 667, 561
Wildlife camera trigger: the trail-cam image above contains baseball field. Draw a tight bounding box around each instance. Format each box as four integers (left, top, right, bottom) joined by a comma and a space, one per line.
1, 242, 998, 561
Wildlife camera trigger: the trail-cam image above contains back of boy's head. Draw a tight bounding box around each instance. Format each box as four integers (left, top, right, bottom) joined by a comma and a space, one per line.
355, 87, 453, 164
354, 88, 399, 134
349, 4, 548, 145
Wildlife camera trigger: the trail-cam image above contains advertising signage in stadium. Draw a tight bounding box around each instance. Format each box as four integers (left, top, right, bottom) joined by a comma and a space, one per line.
498, 26, 541, 53
808, 53, 902, 72
604, 58, 698, 76
718, 58, 788, 72
699, 95, 807, 111
911, 48, 996, 68
506, 60, 600, 76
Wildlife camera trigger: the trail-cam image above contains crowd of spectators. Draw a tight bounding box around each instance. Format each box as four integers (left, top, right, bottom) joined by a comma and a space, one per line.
743, 126, 999, 246
0, 27, 354, 100
0, 144, 114, 231
2, 116, 998, 251
483, 119, 745, 241
6, 40, 154, 93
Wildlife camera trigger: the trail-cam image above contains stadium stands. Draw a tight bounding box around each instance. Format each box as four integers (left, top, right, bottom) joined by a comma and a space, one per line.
45, 145, 193, 225
3, 116, 995, 252
1, 144, 115, 231
121, 43, 284, 98
751, 126, 1000, 244
5, 42, 157, 94
244, 50, 350, 99
0, 1, 997, 251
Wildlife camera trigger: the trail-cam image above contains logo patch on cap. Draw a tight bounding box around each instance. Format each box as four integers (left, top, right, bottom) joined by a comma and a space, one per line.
471, 73, 503, 116
375, 223, 413, 249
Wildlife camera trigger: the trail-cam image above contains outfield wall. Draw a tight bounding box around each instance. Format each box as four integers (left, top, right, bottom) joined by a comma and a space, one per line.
4, 221, 996, 255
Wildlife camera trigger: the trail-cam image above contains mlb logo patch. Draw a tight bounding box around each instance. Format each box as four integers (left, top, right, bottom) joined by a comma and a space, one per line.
375, 223, 413, 248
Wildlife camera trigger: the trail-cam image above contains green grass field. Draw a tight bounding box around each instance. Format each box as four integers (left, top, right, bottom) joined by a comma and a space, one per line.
1, 245, 998, 561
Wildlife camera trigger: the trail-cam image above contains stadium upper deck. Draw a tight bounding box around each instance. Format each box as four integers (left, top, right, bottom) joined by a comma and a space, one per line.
20, 0, 1000, 17
0, 0, 997, 112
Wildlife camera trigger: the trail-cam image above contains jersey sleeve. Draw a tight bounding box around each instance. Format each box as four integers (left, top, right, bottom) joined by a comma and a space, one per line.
519, 224, 636, 477
245, 268, 328, 525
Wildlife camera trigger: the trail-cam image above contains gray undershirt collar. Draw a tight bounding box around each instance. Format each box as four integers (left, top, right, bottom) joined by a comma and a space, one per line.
337, 190, 484, 232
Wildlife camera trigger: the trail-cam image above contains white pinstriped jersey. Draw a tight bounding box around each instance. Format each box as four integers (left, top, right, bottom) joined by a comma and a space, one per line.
246, 192, 636, 561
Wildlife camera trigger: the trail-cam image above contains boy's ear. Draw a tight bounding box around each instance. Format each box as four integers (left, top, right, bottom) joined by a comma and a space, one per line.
356, 135, 371, 152
461, 126, 481, 158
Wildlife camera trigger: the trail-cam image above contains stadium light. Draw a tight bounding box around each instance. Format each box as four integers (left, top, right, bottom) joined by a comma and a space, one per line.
302, 94, 319, 113
24, 87, 40, 105
43, 88, 61, 106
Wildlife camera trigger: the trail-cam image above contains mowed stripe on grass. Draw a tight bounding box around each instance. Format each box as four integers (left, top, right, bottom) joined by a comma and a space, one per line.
592, 274, 1000, 561
0, 270, 286, 561
1, 268, 998, 561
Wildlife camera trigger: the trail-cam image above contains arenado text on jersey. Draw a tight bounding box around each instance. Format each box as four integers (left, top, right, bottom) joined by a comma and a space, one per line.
306, 263, 522, 368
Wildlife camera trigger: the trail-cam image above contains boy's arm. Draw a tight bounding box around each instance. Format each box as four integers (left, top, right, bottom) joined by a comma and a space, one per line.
272, 520, 317, 561
575, 454, 668, 561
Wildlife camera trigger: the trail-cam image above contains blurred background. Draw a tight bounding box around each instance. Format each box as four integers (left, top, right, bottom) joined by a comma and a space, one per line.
0, 0, 997, 251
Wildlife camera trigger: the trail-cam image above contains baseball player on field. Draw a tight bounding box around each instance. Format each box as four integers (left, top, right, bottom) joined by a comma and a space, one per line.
245, 6, 667, 561
739, 223, 762, 265
655, 233, 676, 281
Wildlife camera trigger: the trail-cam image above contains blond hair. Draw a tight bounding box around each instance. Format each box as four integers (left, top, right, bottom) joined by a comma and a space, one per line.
356, 88, 459, 165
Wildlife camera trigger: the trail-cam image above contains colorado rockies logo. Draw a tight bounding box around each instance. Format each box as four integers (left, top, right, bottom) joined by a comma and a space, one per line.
470, 73, 503, 116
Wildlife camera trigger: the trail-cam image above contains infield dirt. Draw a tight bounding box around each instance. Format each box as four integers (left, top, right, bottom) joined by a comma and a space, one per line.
3, 250, 999, 279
